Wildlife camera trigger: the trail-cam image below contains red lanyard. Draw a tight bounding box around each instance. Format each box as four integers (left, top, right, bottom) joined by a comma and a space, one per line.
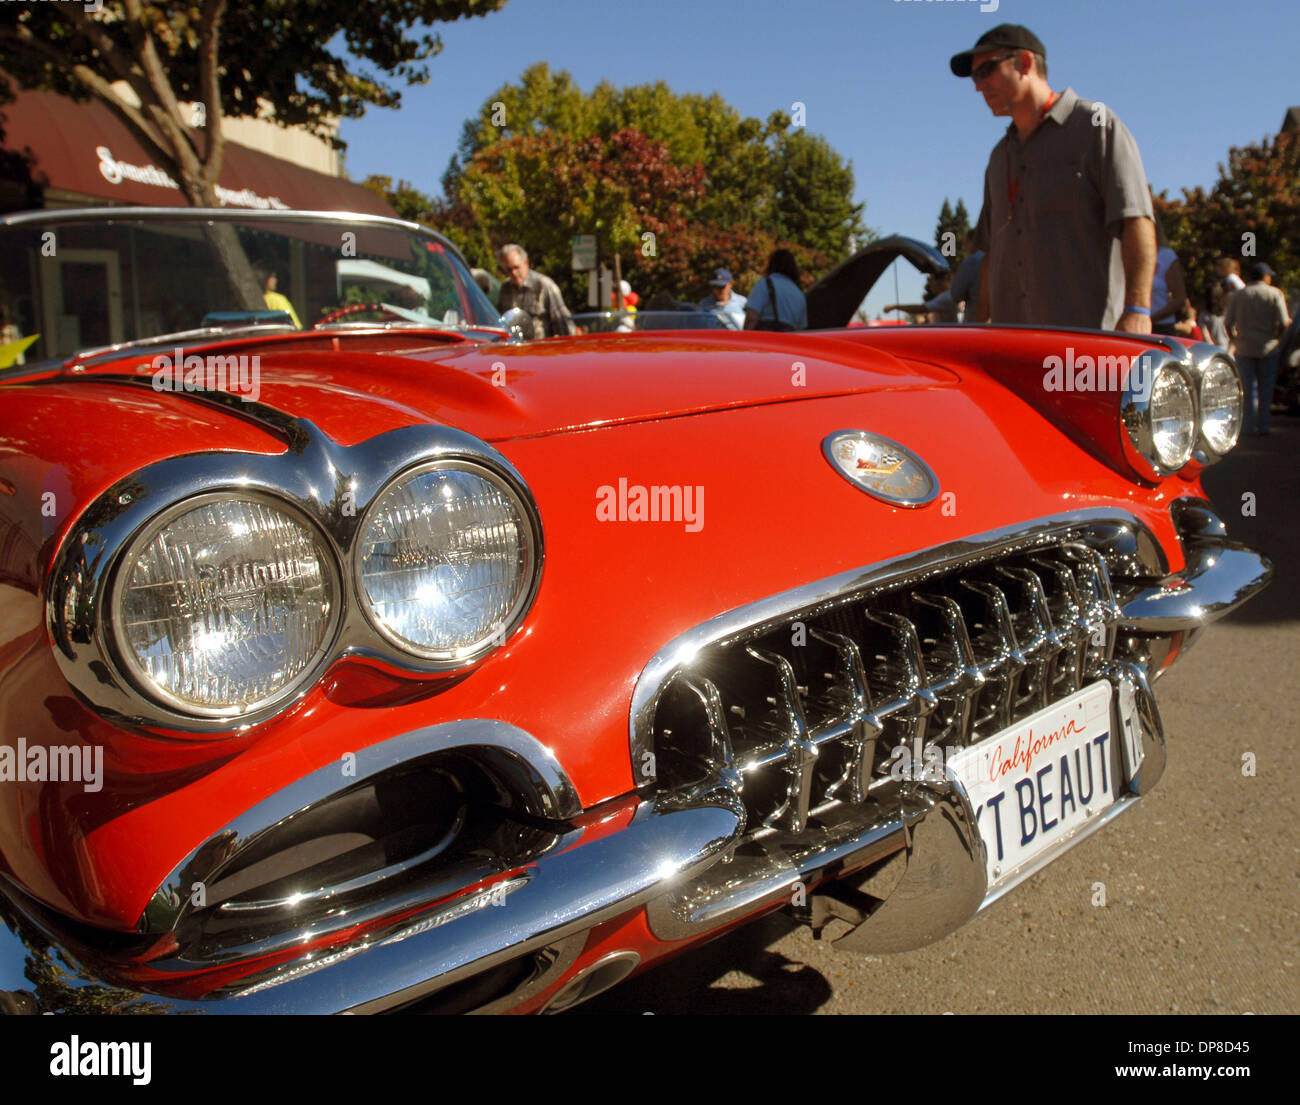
1006, 92, 1060, 208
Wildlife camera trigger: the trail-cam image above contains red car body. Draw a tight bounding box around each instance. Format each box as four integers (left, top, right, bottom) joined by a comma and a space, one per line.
0, 210, 1272, 1013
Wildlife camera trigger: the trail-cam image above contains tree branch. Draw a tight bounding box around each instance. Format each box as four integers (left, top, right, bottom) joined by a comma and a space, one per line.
121, 0, 189, 134
0, 24, 177, 171
66, 6, 156, 113
73, 64, 180, 172
196, 0, 228, 191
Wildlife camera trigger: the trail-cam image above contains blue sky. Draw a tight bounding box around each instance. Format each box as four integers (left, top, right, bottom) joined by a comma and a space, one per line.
339, 0, 1297, 317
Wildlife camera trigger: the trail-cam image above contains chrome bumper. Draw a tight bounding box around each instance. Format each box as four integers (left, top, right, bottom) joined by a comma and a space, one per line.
0, 797, 739, 1014
636, 507, 1270, 955
646, 661, 1166, 953
1118, 535, 1273, 633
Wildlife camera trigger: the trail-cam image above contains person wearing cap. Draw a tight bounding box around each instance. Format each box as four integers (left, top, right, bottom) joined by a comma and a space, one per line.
1224, 262, 1291, 434
951, 24, 1156, 334
697, 268, 747, 330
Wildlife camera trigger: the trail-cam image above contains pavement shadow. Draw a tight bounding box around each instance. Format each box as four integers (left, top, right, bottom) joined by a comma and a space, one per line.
1199, 411, 1299, 626
564, 912, 833, 1015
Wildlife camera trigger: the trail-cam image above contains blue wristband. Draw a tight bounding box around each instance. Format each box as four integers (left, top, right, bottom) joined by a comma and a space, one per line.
1124, 306, 1151, 316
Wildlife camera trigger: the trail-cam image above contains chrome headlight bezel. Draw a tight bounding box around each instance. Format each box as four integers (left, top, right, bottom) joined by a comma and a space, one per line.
354, 458, 542, 666
1121, 350, 1197, 479
47, 408, 544, 735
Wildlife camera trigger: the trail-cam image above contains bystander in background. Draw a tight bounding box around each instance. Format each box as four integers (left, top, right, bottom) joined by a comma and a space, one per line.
744, 250, 807, 331
1224, 261, 1291, 435
698, 268, 747, 329
497, 243, 573, 338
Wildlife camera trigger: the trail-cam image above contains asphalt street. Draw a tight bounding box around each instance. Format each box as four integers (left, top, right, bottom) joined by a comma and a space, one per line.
576, 411, 1299, 1015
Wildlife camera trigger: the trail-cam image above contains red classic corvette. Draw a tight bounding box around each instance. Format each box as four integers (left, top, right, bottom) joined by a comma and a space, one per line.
0, 209, 1271, 1013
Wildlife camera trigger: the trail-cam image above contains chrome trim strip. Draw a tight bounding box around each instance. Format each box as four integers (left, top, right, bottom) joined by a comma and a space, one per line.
629, 508, 1163, 779
0, 205, 472, 266
144, 719, 581, 934
46, 419, 544, 733
0, 796, 739, 1014
1118, 538, 1274, 633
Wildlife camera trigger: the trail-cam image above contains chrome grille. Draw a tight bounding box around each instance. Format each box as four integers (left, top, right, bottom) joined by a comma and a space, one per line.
645, 542, 1119, 837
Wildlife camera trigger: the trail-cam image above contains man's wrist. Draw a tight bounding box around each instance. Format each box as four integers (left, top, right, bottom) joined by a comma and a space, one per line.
1123, 306, 1151, 316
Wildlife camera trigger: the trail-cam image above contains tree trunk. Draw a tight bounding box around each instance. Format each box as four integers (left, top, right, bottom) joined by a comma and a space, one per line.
187, 180, 265, 314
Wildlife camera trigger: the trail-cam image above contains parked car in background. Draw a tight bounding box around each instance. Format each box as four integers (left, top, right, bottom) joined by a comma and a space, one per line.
0, 208, 1271, 1014
570, 308, 736, 333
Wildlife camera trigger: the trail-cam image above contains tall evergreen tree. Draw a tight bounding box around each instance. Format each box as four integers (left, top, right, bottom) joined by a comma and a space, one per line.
935, 197, 972, 270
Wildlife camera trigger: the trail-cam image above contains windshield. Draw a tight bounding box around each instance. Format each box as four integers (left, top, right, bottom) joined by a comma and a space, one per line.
0, 211, 502, 368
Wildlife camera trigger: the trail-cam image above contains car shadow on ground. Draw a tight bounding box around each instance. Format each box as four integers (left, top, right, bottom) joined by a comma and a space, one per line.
1199, 411, 1298, 626
563, 912, 833, 1015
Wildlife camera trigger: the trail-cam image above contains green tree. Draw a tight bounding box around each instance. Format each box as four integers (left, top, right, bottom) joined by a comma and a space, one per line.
442, 127, 705, 305
1156, 129, 1300, 306
768, 117, 864, 262
442, 63, 871, 296
934, 197, 972, 269
363, 175, 438, 225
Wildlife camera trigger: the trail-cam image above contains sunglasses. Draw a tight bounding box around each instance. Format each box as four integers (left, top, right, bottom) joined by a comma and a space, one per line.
971, 53, 1017, 82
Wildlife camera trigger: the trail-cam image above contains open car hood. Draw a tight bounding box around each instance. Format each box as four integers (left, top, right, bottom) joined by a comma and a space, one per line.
806, 235, 950, 329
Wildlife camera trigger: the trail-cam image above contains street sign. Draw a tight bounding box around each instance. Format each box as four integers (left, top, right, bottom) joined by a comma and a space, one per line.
571, 234, 597, 271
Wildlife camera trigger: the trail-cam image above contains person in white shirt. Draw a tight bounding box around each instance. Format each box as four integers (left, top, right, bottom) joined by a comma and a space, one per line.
697, 268, 747, 329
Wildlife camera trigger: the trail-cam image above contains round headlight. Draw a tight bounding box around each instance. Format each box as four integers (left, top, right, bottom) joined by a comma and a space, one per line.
357, 461, 536, 662
1198, 356, 1243, 456
1148, 366, 1196, 468
1123, 357, 1195, 476
113, 496, 337, 716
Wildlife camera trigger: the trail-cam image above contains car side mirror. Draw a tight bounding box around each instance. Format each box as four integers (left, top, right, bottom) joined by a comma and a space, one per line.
499, 308, 534, 342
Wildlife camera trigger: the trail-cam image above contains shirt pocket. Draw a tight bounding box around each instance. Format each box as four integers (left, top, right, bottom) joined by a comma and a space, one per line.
1038, 160, 1088, 213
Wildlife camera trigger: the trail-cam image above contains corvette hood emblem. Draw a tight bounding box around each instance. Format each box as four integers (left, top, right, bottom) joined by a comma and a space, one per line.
822, 430, 939, 508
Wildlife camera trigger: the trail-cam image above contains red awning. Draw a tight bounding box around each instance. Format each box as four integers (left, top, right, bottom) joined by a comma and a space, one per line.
0, 85, 396, 216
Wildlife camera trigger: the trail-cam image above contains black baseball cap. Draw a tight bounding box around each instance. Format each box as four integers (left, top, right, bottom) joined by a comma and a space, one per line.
1248, 262, 1276, 280
950, 24, 1047, 77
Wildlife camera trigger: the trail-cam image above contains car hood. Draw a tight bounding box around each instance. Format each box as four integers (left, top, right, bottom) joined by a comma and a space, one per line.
806, 235, 951, 329
45, 329, 961, 445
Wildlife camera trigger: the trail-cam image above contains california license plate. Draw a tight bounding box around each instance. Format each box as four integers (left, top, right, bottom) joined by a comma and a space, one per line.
949, 681, 1124, 892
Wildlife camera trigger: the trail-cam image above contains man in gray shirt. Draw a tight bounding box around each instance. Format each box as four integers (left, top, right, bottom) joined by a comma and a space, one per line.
1225, 262, 1291, 434
497, 243, 574, 338
950, 24, 1156, 333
